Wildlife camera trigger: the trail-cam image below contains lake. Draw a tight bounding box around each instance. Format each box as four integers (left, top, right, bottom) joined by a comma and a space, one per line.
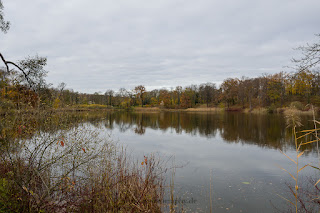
80, 111, 319, 212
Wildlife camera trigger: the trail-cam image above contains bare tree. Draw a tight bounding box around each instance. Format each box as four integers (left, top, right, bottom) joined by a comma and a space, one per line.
0, 2, 47, 94
57, 82, 66, 93
0, 0, 10, 33
175, 86, 182, 106
293, 34, 320, 71
18, 55, 48, 91
199, 83, 216, 107
134, 85, 146, 107
105, 89, 114, 106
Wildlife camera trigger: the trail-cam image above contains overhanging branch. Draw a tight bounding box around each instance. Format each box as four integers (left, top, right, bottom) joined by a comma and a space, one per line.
0, 52, 35, 90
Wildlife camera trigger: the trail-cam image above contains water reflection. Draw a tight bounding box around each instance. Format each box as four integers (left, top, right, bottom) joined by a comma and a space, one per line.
98, 111, 316, 151
48, 111, 320, 212
3, 111, 317, 212
98, 111, 319, 212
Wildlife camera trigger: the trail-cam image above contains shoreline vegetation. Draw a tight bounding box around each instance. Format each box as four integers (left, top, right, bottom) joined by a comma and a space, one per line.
132, 105, 318, 115
0, 110, 179, 212
1, 104, 317, 116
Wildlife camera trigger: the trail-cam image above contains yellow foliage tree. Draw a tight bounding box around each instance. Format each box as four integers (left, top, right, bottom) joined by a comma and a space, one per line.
53, 97, 61, 109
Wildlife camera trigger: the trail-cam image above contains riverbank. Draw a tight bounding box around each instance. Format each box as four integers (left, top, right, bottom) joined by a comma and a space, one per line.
132, 106, 318, 115
1, 104, 318, 116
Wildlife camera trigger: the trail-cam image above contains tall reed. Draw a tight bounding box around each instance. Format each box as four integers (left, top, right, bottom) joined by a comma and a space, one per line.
280, 108, 320, 212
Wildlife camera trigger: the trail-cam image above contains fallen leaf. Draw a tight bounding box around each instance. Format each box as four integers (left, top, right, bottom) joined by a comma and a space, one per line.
242, 182, 250, 185
22, 186, 28, 192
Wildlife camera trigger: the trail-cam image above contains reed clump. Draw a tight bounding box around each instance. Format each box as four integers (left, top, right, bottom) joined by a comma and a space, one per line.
78, 152, 166, 212
280, 108, 320, 212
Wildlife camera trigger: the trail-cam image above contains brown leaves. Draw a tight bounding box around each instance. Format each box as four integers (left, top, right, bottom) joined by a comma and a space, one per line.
141, 156, 148, 166
144, 156, 148, 165
56, 139, 86, 154
57, 140, 64, 147
17, 125, 26, 135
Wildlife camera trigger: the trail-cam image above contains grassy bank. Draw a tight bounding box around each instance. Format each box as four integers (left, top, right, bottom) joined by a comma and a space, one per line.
132, 106, 224, 113
2, 104, 317, 116
184, 107, 224, 112
133, 107, 161, 112
131, 105, 318, 115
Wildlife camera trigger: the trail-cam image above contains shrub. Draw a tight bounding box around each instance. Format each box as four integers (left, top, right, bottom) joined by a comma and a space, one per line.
76, 104, 108, 109
267, 104, 277, 113
290, 101, 304, 110
218, 102, 225, 109
0, 111, 168, 212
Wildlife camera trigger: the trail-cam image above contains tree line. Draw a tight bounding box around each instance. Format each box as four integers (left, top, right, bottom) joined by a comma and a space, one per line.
1, 66, 320, 110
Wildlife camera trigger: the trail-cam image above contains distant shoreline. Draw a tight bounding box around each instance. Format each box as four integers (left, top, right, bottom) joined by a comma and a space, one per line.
1, 105, 317, 115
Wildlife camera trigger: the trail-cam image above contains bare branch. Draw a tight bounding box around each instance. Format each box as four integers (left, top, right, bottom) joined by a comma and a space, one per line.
0, 52, 37, 90
0, 52, 9, 72
292, 34, 320, 71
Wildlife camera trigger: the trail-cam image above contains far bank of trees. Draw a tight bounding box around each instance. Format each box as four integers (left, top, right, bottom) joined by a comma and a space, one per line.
1, 49, 320, 110
2, 67, 320, 110
93, 68, 320, 109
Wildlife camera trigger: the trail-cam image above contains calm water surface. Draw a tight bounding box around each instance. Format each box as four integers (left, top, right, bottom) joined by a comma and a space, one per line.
91, 111, 319, 212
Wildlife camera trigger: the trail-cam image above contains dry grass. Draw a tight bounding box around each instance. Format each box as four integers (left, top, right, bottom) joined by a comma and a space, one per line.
0, 149, 167, 212
74, 104, 110, 109
134, 107, 161, 112
134, 106, 225, 113
184, 107, 223, 112
282, 107, 317, 115
78, 151, 166, 212
242, 107, 318, 115
279, 108, 320, 213
0, 111, 170, 213
242, 107, 268, 114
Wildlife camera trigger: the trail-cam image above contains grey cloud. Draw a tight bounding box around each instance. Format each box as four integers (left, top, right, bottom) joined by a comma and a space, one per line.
1, 0, 320, 93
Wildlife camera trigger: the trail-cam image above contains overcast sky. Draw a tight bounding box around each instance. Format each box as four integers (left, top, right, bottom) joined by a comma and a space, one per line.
1, 0, 319, 93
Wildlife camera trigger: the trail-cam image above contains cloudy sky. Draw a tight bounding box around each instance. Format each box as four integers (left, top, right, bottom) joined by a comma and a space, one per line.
1, 0, 319, 93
